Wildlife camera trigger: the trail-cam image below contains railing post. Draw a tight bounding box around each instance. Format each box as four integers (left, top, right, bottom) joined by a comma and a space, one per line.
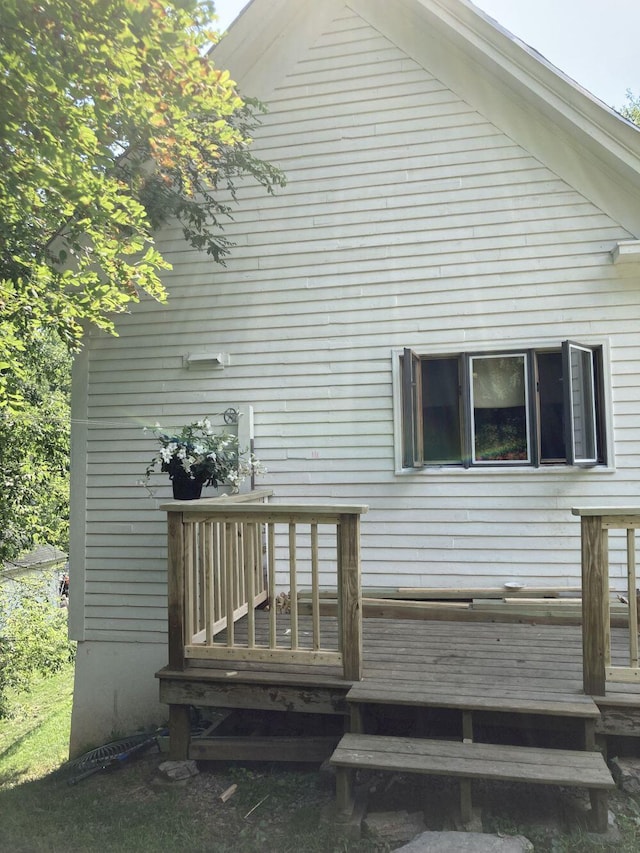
338, 513, 363, 681
581, 513, 608, 696
167, 510, 186, 670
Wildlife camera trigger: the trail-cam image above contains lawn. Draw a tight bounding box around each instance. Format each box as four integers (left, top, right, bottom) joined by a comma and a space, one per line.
0, 667, 381, 852
2, 668, 640, 852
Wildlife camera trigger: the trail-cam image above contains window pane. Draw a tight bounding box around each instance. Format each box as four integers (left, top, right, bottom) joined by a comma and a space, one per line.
537, 351, 566, 462
422, 358, 461, 463
471, 355, 529, 462
566, 343, 597, 464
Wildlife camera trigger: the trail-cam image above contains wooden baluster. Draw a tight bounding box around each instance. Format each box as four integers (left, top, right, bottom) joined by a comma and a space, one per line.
212, 522, 221, 630
204, 522, 213, 646
231, 521, 244, 611
628, 529, 639, 667
245, 521, 255, 648
254, 522, 263, 598
268, 522, 276, 649
289, 523, 298, 650
184, 522, 195, 644
311, 522, 320, 651
196, 522, 205, 637
225, 521, 235, 646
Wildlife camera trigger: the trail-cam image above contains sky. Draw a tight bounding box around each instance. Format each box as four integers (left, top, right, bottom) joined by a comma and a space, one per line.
212, 0, 640, 110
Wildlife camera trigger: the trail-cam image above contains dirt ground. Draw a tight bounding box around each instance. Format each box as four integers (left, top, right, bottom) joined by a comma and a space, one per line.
107, 747, 640, 853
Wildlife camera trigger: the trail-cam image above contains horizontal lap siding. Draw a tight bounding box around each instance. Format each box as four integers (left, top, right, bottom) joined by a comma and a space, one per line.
80, 6, 639, 639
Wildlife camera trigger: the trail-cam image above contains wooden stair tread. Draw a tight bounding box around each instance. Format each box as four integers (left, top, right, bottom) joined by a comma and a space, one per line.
330, 733, 615, 789
346, 680, 600, 718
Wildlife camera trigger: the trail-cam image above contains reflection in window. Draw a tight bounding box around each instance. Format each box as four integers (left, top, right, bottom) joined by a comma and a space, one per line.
471, 355, 528, 463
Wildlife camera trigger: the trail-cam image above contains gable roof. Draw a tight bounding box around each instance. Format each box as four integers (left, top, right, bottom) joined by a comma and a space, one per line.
214, 0, 640, 237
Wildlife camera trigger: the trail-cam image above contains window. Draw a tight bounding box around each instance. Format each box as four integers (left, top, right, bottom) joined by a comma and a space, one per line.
400, 342, 606, 469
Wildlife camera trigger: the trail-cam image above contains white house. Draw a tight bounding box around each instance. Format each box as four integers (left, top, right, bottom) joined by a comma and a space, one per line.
69, 0, 640, 753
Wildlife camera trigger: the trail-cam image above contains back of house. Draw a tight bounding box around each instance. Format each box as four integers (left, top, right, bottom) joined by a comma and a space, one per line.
69, 0, 640, 752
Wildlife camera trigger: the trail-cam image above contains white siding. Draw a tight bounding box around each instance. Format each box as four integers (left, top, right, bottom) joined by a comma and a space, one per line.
74, 5, 640, 642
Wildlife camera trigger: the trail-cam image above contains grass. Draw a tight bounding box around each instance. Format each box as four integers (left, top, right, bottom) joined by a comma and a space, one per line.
0, 666, 74, 787
2, 670, 640, 852
0, 668, 383, 852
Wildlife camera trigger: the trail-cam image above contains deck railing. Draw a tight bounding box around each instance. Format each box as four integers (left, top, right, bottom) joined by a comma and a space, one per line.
573, 507, 640, 695
163, 491, 367, 681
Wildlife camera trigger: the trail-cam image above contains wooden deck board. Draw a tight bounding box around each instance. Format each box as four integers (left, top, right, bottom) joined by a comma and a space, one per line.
163, 612, 640, 723
347, 681, 599, 718
331, 734, 615, 789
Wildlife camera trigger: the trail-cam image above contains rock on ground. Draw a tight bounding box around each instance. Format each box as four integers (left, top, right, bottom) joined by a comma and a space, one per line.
155, 759, 200, 782
363, 810, 426, 845
610, 756, 640, 794
395, 831, 534, 852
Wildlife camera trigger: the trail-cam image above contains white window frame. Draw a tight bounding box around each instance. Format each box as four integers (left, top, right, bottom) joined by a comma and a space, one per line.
469, 352, 531, 466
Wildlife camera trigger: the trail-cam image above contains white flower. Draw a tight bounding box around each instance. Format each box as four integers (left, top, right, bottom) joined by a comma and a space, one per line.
144, 417, 264, 494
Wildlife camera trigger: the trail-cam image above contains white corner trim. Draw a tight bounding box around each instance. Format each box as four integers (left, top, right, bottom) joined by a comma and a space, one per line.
611, 240, 640, 264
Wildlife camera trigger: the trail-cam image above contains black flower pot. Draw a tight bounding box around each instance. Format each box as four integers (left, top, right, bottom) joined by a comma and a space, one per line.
171, 476, 203, 501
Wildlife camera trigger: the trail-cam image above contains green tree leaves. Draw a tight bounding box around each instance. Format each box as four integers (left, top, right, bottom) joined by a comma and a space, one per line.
0, 0, 284, 412
0, 331, 70, 561
0, 573, 75, 717
0, 0, 283, 559
0, 1, 284, 559
620, 90, 640, 126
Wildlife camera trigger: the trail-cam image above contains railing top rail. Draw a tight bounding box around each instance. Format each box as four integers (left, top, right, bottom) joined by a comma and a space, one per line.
572, 507, 640, 517
160, 488, 273, 510
160, 499, 369, 517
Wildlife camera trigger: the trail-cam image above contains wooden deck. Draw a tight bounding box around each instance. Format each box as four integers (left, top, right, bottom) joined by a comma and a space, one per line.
156, 500, 640, 831
157, 612, 640, 739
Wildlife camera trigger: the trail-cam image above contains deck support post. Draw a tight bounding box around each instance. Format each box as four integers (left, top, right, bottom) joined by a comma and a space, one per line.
583, 719, 596, 752
167, 510, 186, 671
335, 767, 354, 817
338, 513, 363, 681
459, 779, 473, 826
168, 704, 191, 760
580, 515, 608, 696
589, 790, 609, 833
350, 705, 363, 734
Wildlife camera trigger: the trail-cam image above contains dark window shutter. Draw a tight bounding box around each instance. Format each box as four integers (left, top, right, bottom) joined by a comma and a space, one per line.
402, 348, 424, 468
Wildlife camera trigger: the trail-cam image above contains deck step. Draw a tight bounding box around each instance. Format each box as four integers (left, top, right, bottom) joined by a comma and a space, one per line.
330, 733, 614, 788
346, 680, 601, 718
330, 733, 614, 832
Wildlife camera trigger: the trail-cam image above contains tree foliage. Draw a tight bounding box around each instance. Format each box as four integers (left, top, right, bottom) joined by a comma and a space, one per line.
0, 331, 70, 561
0, 573, 75, 717
620, 90, 640, 126
0, 0, 284, 410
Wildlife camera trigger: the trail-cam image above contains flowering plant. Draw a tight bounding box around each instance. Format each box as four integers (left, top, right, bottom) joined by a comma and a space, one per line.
144, 417, 262, 492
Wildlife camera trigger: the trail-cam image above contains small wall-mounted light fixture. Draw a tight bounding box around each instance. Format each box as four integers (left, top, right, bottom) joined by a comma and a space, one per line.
183, 352, 231, 369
